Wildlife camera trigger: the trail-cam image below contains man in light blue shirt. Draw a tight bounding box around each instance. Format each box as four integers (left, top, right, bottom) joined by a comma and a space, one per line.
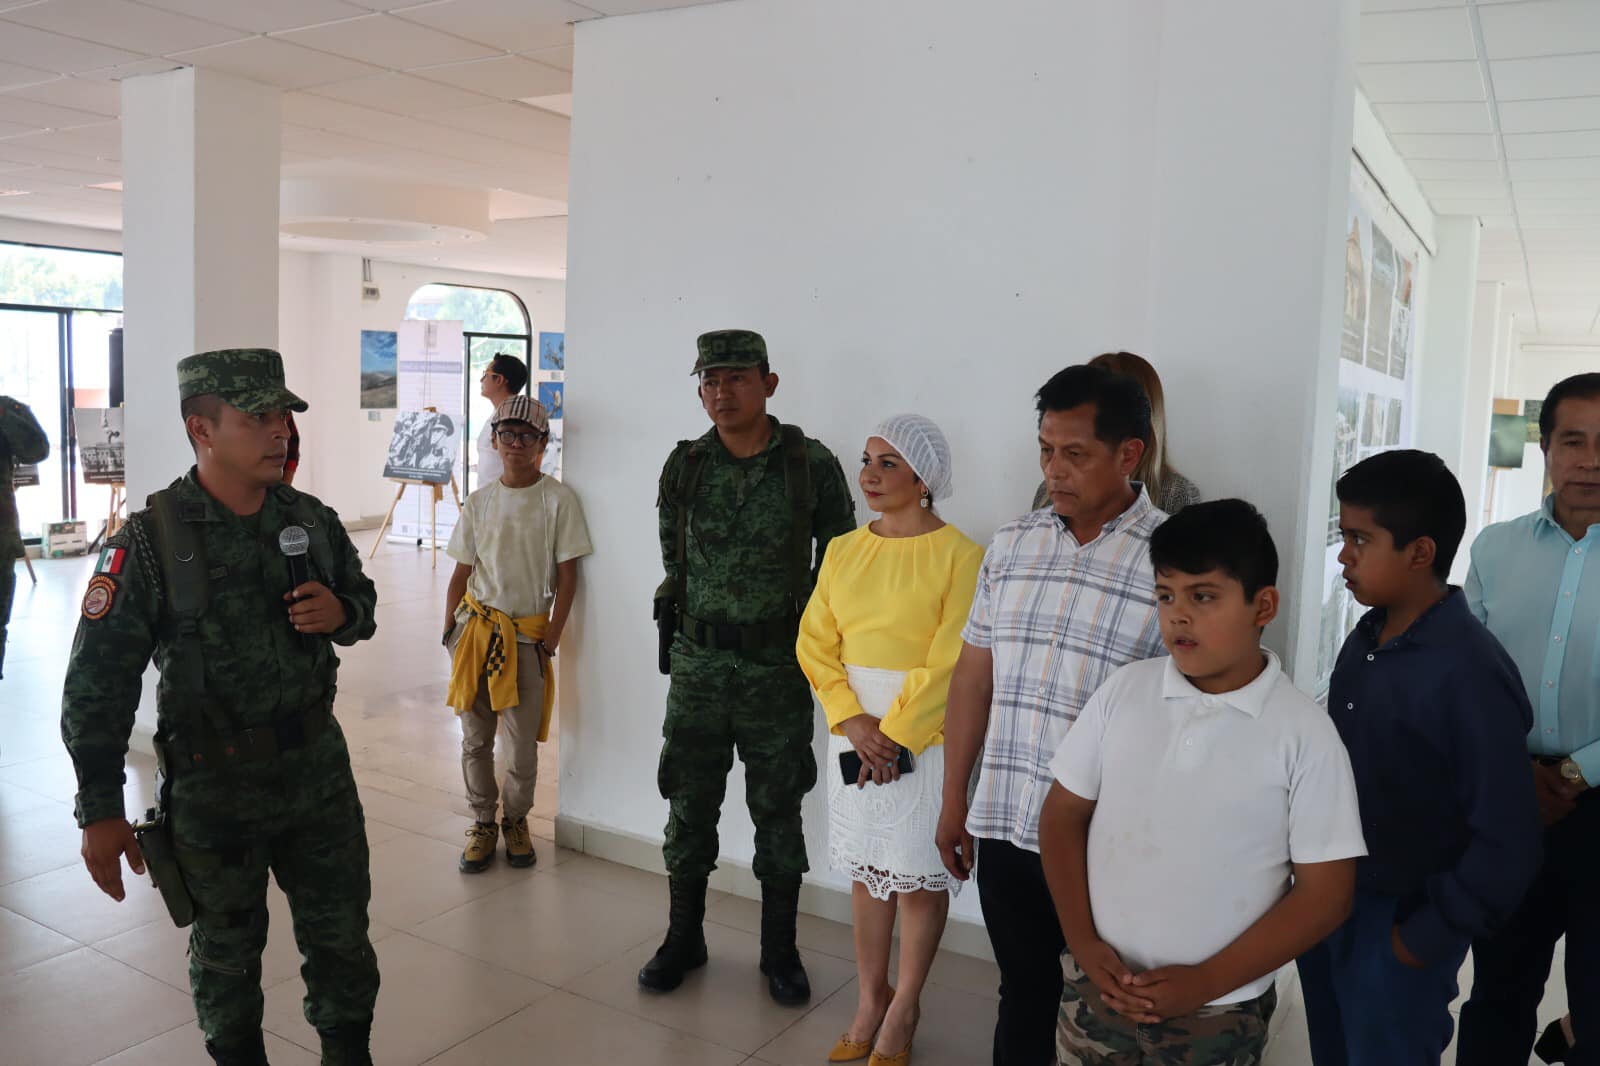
1458, 372, 1600, 1066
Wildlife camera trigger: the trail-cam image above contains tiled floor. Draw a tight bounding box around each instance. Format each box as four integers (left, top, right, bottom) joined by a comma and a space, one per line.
0, 533, 1569, 1065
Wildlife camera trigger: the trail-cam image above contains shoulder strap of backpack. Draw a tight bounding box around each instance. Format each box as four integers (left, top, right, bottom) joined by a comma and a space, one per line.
779, 425, 814, 613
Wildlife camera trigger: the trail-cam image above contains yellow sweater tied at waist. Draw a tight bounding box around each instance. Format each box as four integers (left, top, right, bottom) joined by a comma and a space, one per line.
447, 591, 556, 741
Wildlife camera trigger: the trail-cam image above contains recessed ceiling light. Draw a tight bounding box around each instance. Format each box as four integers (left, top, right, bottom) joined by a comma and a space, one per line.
0, 190, 31, 198
85, 181, 122, 192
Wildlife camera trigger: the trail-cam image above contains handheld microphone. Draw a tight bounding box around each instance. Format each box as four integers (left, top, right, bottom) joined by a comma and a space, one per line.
279, 526, 313, 648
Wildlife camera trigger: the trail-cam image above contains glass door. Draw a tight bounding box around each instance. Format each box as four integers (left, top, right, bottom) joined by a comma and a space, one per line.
0, 307, 66, 536
463, 334, 531, 493
68, 311, 121, 528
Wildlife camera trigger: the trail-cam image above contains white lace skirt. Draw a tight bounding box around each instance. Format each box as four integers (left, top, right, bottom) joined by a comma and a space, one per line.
827, 664, 959, 900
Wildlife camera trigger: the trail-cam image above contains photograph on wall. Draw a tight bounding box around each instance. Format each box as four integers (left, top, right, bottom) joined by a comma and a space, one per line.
1489, 413, 1527, 469
543, 422, 563, 480
1341, 209, 1367, 364
1364, 228, 1397, 376
392, 319, 465, 542
1389, 258, 1415, 381
1524, 399, 1543, 443
74, 407, 124, 484
538, 381, 564, 421
538, 331, 565, 371
383, 410, 461, 484
360, 330, 398, 410
1314, 159, 1425, 699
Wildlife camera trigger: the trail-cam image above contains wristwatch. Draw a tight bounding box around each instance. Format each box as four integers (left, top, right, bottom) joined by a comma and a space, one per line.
1559, 758, 1589, 788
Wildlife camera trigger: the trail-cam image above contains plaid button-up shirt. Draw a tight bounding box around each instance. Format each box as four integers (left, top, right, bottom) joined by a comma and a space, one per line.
961, 488, 1167, 851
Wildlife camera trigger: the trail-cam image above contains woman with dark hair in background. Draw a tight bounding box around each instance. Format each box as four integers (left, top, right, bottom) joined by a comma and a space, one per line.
1030, 351, 1200, 514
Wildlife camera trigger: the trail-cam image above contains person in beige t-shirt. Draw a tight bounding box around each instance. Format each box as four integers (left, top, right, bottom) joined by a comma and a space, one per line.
444, 394, 592, 872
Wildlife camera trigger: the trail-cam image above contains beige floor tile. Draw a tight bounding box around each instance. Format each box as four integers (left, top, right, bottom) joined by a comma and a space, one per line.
0, 904, 80, 971
0, 948, 195, 1066
565, 920, 856, 1055
409, 866, 665, 986
755, 975, 991, 1066
424, 989, 747, 1065
365, 815, 407, 848
0, 752, 82, 804
0, 801, 95, 887
364, 830, 534, 928
0, 859, 173, 944
0, 778, 62, 816
93, 1025, 320, 1065
262, 932, 553, 1066
94, 882, 399, 994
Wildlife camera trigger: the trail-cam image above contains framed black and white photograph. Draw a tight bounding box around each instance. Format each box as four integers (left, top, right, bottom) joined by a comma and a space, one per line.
383, 410, 461, 484
74, 407, 125, 484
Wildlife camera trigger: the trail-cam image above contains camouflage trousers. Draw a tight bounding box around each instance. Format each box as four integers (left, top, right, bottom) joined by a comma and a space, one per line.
1057, 952, 1276, 1065
171, 760, 379, 1046
658, 643, 817, 883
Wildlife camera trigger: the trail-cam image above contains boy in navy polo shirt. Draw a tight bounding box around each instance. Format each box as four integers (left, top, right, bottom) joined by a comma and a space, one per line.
1298, 450, 1542, 1066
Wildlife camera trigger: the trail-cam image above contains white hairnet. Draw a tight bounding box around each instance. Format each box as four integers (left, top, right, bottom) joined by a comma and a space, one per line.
871, 413, 954, 502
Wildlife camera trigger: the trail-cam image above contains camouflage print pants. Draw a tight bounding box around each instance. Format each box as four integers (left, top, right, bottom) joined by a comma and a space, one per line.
658, 643, 817, 883
0, 558, 14, 678
1057, 952, 1276, 1066
172, 770, 379, 1046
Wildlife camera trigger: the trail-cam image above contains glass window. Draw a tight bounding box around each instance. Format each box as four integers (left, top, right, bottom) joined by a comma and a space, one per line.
405, 284, 528, 335
0, 242, 122, 311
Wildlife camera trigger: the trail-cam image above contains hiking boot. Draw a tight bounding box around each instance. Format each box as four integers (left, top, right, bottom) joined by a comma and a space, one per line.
759, 879, 811, 1005
637, 877, 709, 992
459, 821, 499, 873
502, 817, 537, 868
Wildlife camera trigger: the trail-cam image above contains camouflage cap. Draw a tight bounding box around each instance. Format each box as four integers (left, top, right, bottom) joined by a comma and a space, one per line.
490, 393, 549, 433
691, 329, 769, 376
177, 349, 308, 414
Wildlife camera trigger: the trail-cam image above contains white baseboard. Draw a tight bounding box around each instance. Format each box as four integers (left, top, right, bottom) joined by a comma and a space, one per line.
553, 815, 996, 963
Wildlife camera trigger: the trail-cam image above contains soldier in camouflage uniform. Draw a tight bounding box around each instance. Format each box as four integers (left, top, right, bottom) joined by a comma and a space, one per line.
638, 329, 856, 1004
1057, 954, 1277, 1066
61, 349, 380, 1066
1, 394, 49, 680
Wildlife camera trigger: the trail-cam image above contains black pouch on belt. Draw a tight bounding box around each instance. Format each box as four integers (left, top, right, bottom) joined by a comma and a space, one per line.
132, 806, 196, 928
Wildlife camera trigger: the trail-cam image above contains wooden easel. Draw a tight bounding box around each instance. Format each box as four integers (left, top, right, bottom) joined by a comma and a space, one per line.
368, 473, 464, 568
107, 482, 126, 537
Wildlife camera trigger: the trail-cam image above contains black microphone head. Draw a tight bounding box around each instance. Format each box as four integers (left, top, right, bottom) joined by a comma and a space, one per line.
278, 525, 310, 557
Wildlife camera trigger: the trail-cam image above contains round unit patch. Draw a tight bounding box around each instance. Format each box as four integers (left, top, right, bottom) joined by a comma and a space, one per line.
82, 575, 118, 620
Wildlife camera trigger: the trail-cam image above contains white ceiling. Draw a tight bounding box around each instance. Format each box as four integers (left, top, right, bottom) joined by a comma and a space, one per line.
1360, 0, 1600, 338
0, 0, 723, 277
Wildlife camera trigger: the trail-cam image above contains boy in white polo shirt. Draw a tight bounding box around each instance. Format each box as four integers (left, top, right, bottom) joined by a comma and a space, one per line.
444, 394, 592, 873
1039, 499, 1365, 1065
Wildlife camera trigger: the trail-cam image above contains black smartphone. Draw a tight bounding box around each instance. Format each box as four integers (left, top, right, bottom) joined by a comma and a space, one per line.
839, 747, 915, 783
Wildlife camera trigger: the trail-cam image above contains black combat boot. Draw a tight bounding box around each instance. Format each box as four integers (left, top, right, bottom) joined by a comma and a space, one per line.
316, 1022, 373, 1066
758, 879, 811, 1005
637, 877, 709, 992
204, 1032, 269, 1066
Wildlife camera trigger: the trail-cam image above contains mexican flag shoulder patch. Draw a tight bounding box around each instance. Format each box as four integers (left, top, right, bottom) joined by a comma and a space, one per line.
95, 545, 126, 576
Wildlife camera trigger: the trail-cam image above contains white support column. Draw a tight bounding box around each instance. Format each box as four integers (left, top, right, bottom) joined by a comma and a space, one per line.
1457, 280, 1505, 570
1415, 217, 1482, 478
122, 66, 281, 507
120, 66, 281, 752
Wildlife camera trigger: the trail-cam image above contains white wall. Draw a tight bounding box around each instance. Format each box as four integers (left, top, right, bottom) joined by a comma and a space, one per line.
562, 0, 1360, 928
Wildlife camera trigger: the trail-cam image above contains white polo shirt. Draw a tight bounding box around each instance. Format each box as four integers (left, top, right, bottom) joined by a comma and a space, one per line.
1049, 651, 1365, 1004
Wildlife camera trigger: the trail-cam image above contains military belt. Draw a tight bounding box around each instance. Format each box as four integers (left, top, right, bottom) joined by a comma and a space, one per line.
678, 612, 799, 654
156, 700, 333, 776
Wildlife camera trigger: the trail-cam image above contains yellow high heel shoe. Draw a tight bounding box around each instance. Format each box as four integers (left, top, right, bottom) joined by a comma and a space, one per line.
827, 1033, 875, 1063
867, 1013, 918, 1066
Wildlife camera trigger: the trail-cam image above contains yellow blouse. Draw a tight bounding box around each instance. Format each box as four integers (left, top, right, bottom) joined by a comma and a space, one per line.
796, 522, 984, 754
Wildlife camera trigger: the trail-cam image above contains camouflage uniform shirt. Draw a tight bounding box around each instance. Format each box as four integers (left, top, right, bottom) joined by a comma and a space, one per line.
658, 417, 856, 626
0, 395, 50, 560
61, 469, 378, 827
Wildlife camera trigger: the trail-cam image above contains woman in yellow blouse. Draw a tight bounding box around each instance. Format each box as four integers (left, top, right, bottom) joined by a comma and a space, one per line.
798, 414, 982, 1066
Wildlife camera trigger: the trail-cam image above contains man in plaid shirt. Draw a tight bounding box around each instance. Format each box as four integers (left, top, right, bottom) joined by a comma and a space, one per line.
938, 364, 1168, 1066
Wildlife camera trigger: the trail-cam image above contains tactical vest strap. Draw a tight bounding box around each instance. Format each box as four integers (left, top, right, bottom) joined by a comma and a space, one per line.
147, 489, 210, 703
778, 424, 813, 612
671, 442, 709, 598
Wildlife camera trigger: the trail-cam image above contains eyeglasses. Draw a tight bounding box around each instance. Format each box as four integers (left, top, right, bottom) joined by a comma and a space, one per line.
495, 428, 545, 446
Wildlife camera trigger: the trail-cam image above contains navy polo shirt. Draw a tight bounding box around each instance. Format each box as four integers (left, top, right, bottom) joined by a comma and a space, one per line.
1328, 587, 1542, 964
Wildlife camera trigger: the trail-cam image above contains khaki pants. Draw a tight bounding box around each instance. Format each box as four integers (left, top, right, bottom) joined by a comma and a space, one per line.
451, 630, 544, 824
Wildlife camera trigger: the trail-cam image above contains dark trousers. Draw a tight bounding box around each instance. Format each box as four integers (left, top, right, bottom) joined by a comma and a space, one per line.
1296, 889, 1469, 1066
1458, 788, 1600, 1066
976, 837, 1065, 1066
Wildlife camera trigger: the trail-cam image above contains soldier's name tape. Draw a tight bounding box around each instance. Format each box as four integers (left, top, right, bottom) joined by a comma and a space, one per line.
82, 574, 119, 620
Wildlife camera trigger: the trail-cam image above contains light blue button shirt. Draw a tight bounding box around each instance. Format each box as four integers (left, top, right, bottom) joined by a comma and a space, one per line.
1465, 496, 1600, 784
